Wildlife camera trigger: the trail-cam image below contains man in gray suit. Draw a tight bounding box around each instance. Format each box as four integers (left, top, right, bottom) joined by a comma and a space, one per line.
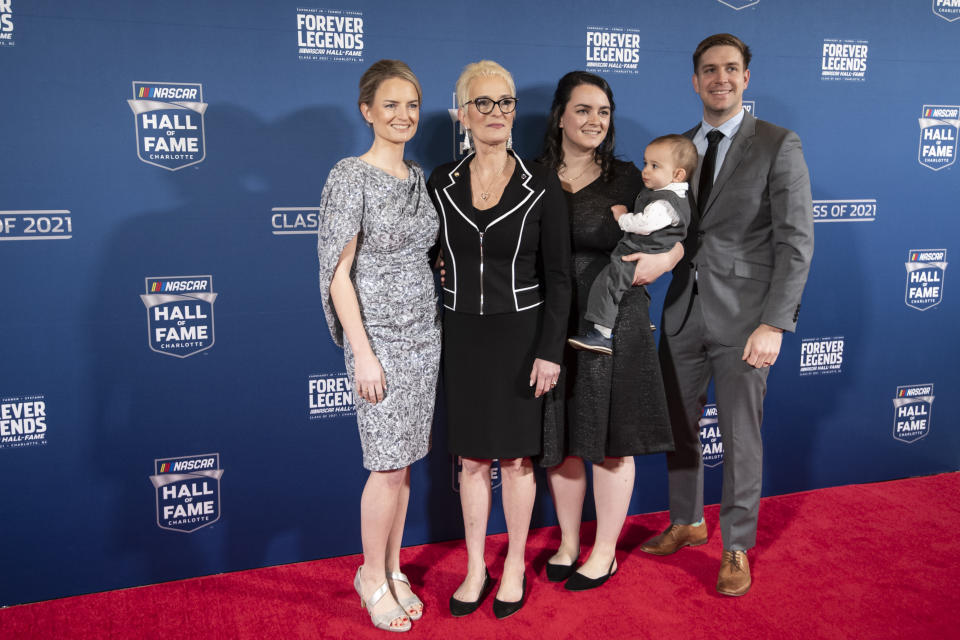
639, 33, 814, 596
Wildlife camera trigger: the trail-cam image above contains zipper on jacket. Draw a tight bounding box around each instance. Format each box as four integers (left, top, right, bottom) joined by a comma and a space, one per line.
478, 231, 485, 315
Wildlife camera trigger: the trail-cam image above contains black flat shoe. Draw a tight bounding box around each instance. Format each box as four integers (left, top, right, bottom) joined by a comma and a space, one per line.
545, 546, 580, 582
545, 560, 577, 582
493, 574, 527, 620
564, 559, 617, 591
449, 569, 491, 617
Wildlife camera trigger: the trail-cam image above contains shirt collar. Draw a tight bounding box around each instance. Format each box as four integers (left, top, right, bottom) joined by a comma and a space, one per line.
699, 107, 746, 140
656, 182, 688, 197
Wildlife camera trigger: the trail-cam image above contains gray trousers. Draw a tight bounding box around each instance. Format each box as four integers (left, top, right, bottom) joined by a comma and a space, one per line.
658, 294, 770, 551
583, 241, 638, 330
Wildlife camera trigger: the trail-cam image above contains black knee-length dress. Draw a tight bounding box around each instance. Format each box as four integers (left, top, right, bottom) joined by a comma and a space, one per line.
542, 160, 674, 466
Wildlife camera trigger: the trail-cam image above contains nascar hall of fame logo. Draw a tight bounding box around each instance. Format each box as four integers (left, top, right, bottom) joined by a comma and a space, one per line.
0, 210, 73, 241
452, 457, 502, 493
699, 404, 723, 468
918, 105, 959, 171
271, 207, 319, 236
812, 199, 877, 223
892, 384, 934, 444
0, 0, 14, 47
309, 372, 355, 420
905, 249, 947, 311
140, 275, 217, 357
799, 336, 844, 376
933, 0, 960, 22
296, 8, 364, 62
149, 453, 224, 533
718, 0, 759, 9
821, 39, 868, 81
449, 93, 468, 159
742, 100, 755, 116
585, 26, 640, 74
0, 394, 47, 450
128, 82, 207, 171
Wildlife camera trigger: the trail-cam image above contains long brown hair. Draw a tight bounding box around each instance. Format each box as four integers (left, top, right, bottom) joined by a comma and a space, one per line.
538, 71, 618, 183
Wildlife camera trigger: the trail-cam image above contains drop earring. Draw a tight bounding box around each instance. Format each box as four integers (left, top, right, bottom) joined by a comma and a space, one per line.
461, 127, 472, 154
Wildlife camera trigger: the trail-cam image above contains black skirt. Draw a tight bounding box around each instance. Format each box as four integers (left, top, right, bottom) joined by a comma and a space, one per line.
443, 308, 546, 459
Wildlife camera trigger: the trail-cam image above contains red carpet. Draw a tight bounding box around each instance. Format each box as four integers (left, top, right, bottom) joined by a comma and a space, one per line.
2, 473, 958, 639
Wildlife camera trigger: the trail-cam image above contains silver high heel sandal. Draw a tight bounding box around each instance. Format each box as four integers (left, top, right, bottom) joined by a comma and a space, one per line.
354, 567, 411, 632
388, 571, 424, 620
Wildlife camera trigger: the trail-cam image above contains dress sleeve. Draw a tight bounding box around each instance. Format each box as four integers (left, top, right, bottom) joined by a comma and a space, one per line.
535, 169, 572, 363
317, 158, 364, 347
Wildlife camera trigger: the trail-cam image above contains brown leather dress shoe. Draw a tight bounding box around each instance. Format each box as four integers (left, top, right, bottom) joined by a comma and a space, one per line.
717, 550, 751, 596
640, 522, 708, 555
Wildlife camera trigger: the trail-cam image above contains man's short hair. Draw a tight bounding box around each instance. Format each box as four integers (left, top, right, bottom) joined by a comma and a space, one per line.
692, 33, 752, 72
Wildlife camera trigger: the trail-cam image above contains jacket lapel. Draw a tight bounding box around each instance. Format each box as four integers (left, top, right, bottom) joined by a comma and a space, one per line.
486, 151, 535, 229
442, 153, 477, 230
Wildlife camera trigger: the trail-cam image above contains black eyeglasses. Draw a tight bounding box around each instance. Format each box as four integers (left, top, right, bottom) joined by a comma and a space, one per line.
465, 97, 518, 115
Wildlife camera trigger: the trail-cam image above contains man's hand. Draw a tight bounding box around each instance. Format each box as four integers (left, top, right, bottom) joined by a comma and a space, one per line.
611, 204, 628, 222
742, 323, 783, 369
621, 242, 684, 285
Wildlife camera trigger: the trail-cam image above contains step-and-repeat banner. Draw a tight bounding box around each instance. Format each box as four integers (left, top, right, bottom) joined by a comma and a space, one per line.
2, 1, 957, 605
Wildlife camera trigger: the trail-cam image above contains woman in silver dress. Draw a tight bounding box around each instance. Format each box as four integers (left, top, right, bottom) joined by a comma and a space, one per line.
318, 60, 440, 633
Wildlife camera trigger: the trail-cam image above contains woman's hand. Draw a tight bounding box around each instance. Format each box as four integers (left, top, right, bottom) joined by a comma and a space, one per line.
354, 350, 387, 404
529, 358, 561, 398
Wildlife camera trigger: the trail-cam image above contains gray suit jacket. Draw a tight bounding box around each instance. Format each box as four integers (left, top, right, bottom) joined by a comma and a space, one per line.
662, 111, 814, 346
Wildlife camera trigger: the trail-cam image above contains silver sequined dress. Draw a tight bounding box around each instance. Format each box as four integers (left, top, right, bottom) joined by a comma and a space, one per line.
318, 157, 440, 471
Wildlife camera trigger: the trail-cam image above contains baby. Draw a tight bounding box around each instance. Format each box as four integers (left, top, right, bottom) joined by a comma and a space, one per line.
568, 134, 698, 355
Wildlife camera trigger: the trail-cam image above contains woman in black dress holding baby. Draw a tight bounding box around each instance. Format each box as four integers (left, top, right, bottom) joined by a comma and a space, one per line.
539, 71, 683, 590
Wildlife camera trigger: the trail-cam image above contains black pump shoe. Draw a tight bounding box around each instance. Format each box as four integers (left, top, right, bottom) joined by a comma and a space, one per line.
449, 569, 491, 617
564, 558, 617, 591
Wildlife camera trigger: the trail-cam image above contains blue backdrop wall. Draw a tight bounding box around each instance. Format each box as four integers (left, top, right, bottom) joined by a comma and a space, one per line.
2, 0, 958, 606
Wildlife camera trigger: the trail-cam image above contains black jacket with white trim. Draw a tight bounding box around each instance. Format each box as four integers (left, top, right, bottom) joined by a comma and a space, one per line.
427, 151, 571, 363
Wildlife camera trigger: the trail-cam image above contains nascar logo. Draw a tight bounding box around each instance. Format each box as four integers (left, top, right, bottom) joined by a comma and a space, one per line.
892, 385, 934, 444
905, 249, 947, 311
128, 81, 207, 171
140, 275, 217, 357
149, 453, 224, 533
918, 104, 959, 171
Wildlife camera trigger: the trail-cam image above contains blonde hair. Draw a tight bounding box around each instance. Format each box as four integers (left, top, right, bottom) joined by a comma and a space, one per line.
455, 60, 516, 108
358, 59, 422, 114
